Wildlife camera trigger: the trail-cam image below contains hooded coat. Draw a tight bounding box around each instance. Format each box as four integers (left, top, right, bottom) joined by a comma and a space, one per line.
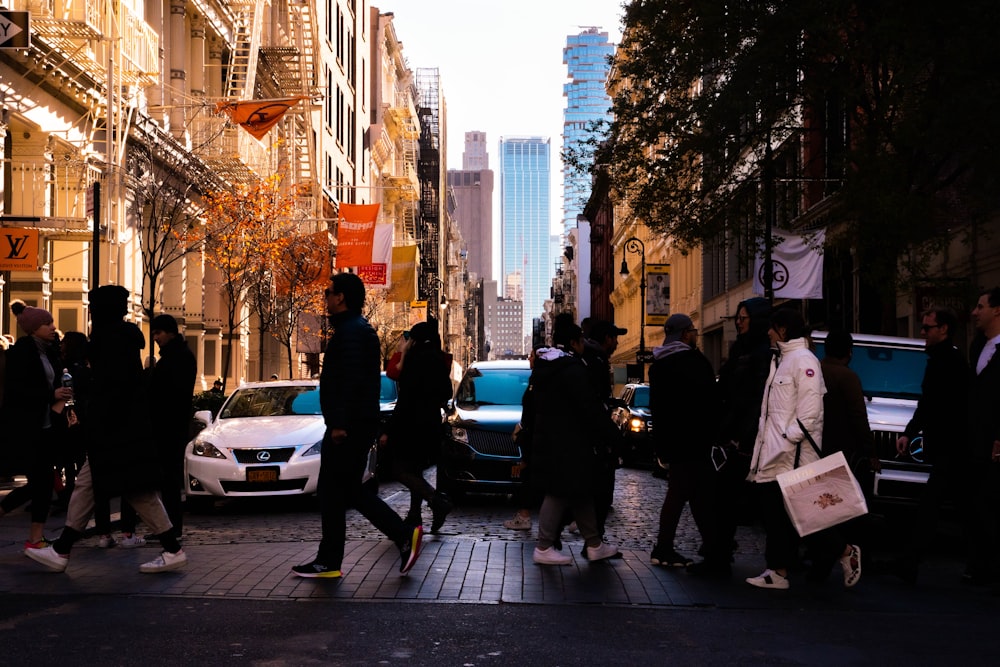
748, 337, 825, 483
528, 348, 614, 498
648, 340, 719, 463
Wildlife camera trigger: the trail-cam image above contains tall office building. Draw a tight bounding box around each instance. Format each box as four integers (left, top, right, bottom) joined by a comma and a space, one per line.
447, 132, 494, 281
562, 28, 615, 240
499, 136, 551, 338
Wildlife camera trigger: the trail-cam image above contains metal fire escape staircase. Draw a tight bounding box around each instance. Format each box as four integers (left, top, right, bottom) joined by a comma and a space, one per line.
224, 0, 264, 102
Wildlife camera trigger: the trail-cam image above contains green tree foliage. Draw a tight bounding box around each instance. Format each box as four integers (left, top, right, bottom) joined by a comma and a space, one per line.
603, 0, 1000, 291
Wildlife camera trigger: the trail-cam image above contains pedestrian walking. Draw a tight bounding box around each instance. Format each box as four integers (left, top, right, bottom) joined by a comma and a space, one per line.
891, 308, 971, 584
382, 319, 454, 533
292, 273, 423, 578
581, 319, 626, 535
529, 318, 619, 565
967, 288, 1000, 589
745, 308, 832, 590
26, 285, 187, 574
0, 301, 69, 550
648, 313, 720, 570
707, 297, 772, 575
145, 314, 197, 539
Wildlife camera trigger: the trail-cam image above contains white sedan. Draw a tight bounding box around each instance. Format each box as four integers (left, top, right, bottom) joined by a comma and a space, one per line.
185, 380, 376, 501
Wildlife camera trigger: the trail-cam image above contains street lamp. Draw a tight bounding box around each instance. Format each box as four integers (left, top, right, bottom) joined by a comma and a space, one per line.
619, 236, 647, 381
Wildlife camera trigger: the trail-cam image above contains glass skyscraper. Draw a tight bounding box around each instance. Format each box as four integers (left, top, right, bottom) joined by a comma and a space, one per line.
499, 136, 551, 343
562, 28, 615, 240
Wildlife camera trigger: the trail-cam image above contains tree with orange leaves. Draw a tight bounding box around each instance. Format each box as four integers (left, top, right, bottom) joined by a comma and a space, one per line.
202, 175, 296, 389
271, 230, 331, 377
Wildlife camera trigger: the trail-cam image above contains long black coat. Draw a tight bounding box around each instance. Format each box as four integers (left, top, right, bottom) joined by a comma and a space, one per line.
386, 342, 452, 468
87, 319, 156, 494
0, 336, 62, 473
903, 340, 971, 465
147, 334, 197, 449
528, 351, 615, 498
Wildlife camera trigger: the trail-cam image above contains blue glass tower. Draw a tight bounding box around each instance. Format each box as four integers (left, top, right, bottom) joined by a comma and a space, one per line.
562, 28, 615, 239
499, 136, 551, 343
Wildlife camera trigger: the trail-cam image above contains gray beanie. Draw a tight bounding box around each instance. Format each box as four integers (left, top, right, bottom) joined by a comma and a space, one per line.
663, 313, 694, 343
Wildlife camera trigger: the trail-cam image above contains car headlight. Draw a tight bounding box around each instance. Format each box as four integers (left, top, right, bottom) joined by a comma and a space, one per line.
191, 439, 226, 459
449, 426, 469, 444
301, 440, 323, 457
629, 417, 647, 433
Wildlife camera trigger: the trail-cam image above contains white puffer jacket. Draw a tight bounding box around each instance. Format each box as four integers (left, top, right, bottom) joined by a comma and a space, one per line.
748, 337, 826, 483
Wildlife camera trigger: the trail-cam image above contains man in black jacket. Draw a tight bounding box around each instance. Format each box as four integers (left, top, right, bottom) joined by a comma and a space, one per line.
967, 288, 1000, 587
648, 313, 720, 569
148, 314, 197, 539
293, 273, 423, 578
892, 306, 971, 583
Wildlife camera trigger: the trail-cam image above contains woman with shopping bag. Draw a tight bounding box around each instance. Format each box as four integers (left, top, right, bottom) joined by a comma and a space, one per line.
745, 308, 862, 590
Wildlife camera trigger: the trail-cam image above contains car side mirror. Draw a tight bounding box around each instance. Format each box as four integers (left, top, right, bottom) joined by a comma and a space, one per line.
193, 410, 213, 426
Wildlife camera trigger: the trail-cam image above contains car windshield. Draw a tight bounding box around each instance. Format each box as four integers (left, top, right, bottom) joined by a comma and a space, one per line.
455, 367, 531, 406
380, 374, 398, 402
815, 342, 925, 399
631, 386, 650, 408
219, 385, 322, 418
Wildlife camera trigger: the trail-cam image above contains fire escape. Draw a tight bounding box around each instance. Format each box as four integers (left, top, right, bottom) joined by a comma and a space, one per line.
416, 69, 441, 303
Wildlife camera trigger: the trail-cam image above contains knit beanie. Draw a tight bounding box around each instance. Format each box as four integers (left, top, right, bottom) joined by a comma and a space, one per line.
11, 300, 53, 335
663, 313, 694, 343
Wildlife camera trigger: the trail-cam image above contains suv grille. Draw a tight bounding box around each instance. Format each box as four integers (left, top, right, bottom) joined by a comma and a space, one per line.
871, 430, 901, 459
468, 430, 520, 457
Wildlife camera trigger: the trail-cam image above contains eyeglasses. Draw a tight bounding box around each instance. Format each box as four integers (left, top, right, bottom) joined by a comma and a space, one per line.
920, 324, 941, 332
735, 315, 749, 322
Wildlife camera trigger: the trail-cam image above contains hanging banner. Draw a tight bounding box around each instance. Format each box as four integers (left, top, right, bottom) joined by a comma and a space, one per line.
753, 229, 826, 299
357, 223, 394, 288
216, 97, 310, 140
276, 231, 330, 294
646, 264, 671, 326
387, 245, 418, 302
0, 227, 39, 270
334, 203, 380, 268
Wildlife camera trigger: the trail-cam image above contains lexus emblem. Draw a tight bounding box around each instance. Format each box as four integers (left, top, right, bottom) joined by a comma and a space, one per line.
256, 451, 271, 462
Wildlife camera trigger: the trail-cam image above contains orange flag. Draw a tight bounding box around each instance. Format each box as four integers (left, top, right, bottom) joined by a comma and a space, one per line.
335, 203, 381, 268
216, 97, 309, 140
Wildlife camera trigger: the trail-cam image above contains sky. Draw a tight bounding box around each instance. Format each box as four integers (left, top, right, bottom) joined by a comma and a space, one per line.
384, 1, 626, 264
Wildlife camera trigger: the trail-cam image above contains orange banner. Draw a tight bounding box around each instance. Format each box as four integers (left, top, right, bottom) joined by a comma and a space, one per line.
335, 203, 380, 268
216, 97, 310, 140
0, 227, 39, 271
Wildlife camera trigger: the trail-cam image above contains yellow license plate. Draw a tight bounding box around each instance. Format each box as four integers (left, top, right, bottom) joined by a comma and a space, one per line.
247, 467, 278, 483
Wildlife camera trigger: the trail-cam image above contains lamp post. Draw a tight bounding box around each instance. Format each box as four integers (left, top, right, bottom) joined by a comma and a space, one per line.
619, 236, 647, 381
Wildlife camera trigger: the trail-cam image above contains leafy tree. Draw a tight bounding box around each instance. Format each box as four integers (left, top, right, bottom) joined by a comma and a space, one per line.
202, 175, 296, 389
603, 0, 1000, 322
271, 231, 331, 377
363, 288, 407, 369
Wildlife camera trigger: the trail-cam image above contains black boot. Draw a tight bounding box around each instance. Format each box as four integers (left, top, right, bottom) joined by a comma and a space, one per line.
430, 492, 453, 534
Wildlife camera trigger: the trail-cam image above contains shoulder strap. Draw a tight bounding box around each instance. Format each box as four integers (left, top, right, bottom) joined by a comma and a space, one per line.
794, 418, 822, 467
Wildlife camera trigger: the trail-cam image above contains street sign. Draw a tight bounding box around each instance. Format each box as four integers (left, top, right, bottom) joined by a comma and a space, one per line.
636, 350, 654, 364
0, 12, 29, 49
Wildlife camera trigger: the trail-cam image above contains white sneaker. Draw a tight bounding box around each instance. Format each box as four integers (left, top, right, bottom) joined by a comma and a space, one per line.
503, 513, 532, 530
746, 568, 790, 590
25, 545, 69, 572
118, 534, 146, 549
840, 544, 862, 588
533, 546, 572, 565
139, 549, 188, 573
585, 543, 619, 561
97, 535, 116, 549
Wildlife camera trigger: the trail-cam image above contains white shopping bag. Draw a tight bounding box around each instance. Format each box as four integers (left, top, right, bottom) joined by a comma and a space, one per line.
776, 451, 869, 537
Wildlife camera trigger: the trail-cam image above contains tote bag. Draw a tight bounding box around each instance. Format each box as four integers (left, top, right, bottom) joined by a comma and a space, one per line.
777, 450, 869, 537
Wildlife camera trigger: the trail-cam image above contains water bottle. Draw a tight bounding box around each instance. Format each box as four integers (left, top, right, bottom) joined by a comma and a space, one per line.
61, 368, 75, 407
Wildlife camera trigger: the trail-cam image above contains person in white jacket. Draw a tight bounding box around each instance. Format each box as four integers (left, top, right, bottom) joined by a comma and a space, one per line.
745, 308, 825, 590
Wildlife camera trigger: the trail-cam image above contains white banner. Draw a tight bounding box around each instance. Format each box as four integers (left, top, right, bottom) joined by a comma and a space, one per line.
753, 229, 826, 299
